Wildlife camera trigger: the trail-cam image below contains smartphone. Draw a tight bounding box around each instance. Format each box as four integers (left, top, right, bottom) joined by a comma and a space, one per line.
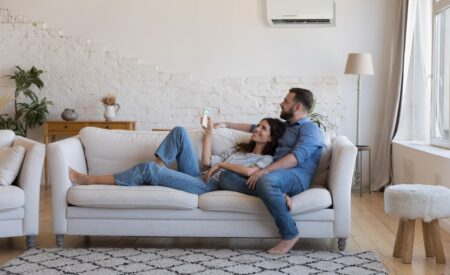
201, 107, 211, 128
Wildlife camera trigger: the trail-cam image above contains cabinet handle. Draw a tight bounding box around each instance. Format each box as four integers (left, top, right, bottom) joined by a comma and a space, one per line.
64, 125, 68, 129
105, 125, 109, 129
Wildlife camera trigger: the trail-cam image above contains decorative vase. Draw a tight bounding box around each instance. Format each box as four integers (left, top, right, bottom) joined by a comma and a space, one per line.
61, 109, 78, 121
103, 104, 120, 121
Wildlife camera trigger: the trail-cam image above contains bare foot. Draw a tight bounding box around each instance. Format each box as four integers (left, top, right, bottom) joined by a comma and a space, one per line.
284, 194, 292, 211
267, 236, 300, 254
68, 167, 89, 185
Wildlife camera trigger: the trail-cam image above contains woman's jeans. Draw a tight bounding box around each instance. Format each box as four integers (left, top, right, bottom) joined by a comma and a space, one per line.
219, 169, 304, 240
114, 127, 217, 194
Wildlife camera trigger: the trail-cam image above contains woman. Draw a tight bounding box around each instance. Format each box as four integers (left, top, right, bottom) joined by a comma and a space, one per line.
69, 117, 285, 196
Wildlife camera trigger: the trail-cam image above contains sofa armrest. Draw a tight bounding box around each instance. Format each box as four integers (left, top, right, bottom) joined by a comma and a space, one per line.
48, 136, 87, 234
13, 136, 45, 235
327, 136, 357, 238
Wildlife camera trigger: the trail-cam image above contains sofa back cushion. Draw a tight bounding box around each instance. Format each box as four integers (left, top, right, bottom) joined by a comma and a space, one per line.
311, 132, 334, 187
79, 127, 251, 175
0, 130, 15, 149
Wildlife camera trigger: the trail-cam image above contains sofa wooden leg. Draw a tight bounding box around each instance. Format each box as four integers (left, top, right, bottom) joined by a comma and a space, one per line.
55, 234, 64, 248
429, 220, 446, 264
393, 219, 405, 258
401, 219, 415, 264
26, 235, 36, 249
338, 238, 347, 251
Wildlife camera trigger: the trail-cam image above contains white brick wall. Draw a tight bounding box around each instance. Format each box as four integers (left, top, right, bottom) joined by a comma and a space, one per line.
0, 9, 344, 134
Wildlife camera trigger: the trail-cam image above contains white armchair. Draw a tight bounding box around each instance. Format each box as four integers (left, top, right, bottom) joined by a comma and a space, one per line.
0, 130, 45, 248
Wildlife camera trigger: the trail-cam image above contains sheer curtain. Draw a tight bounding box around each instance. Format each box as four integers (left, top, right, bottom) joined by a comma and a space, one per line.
395, 0, 432, 142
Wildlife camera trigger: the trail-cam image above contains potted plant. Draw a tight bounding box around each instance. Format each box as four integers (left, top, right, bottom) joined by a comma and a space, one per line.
308, 101, 335, 132
0, 66, 52, 136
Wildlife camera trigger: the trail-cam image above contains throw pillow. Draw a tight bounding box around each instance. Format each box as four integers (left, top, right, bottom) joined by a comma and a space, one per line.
0, 146, 26, 186
211, 128, 252, 155
311, 132, 334, 187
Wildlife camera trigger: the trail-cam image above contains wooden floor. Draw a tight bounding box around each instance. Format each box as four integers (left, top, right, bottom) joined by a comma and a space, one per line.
1, 187, 449, 274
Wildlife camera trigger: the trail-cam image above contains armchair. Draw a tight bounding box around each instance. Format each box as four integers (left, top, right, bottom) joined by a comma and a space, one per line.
0, 130, 45, 248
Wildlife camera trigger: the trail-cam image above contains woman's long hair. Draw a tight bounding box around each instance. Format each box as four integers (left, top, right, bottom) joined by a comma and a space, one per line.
236, 118, 285, 155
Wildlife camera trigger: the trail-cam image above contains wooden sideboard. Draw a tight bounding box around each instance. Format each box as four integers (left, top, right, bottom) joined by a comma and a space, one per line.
44, 120, 136, 187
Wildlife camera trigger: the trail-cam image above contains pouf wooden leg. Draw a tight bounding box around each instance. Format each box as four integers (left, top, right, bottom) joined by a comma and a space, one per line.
401, 219, 415, 264
422, 220, 434, 257
429, 220, 446, 264
393, 219, 405, 258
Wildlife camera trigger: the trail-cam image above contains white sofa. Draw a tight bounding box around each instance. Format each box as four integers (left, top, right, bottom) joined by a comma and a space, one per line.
49, 127, 357, 250
0, 130, 45, 248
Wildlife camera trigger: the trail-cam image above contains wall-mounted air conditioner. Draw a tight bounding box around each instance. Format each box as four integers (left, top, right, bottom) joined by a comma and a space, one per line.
266, 0, 335, 27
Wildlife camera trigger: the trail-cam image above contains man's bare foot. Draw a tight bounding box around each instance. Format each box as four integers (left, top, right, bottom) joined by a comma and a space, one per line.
284, 194, 292, 211
155, 157, 166, 167
267, 235, 300, 254
68, 167, 89, 185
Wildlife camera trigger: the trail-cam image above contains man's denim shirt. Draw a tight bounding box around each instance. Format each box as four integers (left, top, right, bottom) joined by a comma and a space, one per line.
251, 117, 324, 189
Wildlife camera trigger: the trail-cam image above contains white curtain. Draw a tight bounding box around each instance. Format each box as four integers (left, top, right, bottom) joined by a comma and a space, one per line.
371, 0, 409, 191
395, 0, 432, 141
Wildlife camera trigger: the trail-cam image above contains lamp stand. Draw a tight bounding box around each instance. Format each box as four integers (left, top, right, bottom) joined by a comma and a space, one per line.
353, 75, 362, 193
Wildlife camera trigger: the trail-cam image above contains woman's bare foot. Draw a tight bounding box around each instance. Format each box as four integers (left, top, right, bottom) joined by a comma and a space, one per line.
267, 235, 300, 254
68, 167, 89, 185
284, 194, 292, 211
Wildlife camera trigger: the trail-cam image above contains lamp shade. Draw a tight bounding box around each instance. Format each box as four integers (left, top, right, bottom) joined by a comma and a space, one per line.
344, 53, 374, 75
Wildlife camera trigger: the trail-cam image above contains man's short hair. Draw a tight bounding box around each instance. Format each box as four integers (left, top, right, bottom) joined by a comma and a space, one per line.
289, 87, 314, 112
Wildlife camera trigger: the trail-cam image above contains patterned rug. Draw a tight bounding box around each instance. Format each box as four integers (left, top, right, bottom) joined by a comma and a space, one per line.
0, 248, 387, 275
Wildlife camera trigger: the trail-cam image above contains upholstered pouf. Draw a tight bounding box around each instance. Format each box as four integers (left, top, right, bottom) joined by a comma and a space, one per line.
385, 184, 450, 264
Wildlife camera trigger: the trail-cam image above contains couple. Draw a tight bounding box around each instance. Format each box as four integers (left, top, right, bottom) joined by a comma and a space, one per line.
69, 87, 324, 254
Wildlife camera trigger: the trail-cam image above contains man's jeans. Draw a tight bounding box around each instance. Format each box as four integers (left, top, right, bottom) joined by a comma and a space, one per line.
114, 127, 218, 194
219, 169, 304, 240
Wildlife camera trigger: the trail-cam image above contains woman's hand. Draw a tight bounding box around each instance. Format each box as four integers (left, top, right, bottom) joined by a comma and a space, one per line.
203, 163, 222, 182
201, 116, 213, 135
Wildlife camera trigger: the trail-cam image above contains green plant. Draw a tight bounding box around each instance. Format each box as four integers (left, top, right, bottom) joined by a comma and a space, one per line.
308, 101, 335, 132
0, 66, 52, 136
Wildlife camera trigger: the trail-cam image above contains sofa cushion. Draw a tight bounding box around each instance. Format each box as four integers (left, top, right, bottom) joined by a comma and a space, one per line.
68, 185, 198, 209
80, 127, 205, 175
311, 132, 334, 187
0, 185, 25, 210
79, 127, 252, 175
0, 130, 15, 149
0, 146, 26, 186
199, 185, 332, 215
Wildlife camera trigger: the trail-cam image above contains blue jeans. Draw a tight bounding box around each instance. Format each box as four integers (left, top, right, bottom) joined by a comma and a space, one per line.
219, 169, 304, 240
114, 127, 218, 194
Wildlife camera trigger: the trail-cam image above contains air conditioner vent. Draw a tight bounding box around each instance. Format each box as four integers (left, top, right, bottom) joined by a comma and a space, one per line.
271, 19, 332, 25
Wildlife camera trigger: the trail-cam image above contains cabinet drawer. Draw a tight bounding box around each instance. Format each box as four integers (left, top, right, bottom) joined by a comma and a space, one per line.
47, 122, 87, 131
89, 123, 131, 130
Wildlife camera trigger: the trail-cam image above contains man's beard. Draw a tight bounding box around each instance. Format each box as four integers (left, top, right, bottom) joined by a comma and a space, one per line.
280, 107, 294, 121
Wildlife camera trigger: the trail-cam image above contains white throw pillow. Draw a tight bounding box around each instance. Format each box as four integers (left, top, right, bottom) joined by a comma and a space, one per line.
211, 128, 252, 155
0, 146, 26, 186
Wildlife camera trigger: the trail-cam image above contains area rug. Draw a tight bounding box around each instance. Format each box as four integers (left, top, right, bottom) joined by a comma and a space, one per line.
0, 248, 387, 275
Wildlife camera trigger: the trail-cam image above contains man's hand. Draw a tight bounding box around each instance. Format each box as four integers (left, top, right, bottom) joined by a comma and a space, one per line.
203, 163, 222, 182
246, 169, 268, 190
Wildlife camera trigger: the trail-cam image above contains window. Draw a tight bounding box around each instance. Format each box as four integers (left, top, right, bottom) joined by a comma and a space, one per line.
431, 0, 450, 148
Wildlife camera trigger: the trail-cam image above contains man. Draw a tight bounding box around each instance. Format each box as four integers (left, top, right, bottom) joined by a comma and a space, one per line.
215, 87, 324, 254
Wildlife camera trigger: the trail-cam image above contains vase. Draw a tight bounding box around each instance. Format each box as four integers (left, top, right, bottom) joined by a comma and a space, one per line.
103, 104, 120, 121
61, 109, 78, 121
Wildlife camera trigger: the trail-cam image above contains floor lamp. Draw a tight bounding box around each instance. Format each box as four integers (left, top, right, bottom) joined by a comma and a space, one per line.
344, 53, 374, 193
